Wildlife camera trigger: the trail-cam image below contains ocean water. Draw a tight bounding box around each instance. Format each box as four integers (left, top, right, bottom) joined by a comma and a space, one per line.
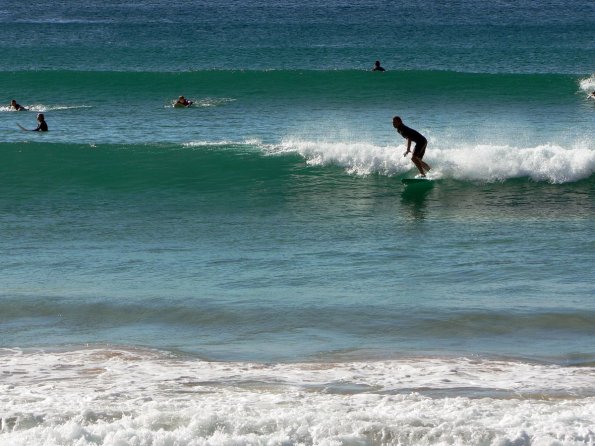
1, 0, 595, 445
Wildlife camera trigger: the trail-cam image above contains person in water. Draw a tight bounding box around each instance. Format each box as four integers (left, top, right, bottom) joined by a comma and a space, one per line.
393, 116, 431, 177
175, 96, 192, 107
372, 60, 385, 72
10, 99, 26, 111
33, 113, 48, 131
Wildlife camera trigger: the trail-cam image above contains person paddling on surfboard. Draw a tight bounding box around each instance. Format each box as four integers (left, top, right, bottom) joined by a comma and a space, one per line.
175, 96, 193, 107
393, 116, 431, 177
10, 99, 27, 111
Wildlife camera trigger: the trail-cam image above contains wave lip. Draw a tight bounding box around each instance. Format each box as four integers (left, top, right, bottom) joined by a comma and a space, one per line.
0, 140, 593, 192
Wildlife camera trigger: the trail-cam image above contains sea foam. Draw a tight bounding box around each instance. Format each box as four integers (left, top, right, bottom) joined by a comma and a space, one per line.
1, 348, 594, 446
0, 104, 93, 113
275, 138, 595, 183
579, 74, 595, 92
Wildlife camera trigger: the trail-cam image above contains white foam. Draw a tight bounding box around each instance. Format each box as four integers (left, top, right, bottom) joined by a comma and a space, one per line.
167, 98, 236, 108
193, 97, 236, 107
0, 104, 93, 113
183, 140, 235, 147
27, 104, 94, 112
579, 74, 595, 92
274, 138, 595, 183
275, 139, 410, 176
432, 142, 595, 183
1, 348, 594, 445
183, 138, 265, 150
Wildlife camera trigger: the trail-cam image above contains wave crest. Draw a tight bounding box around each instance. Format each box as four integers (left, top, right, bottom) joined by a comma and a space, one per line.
275, 138, 595, 183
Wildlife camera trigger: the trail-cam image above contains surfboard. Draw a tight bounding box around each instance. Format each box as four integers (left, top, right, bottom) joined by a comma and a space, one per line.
16, 123, 28, 131
402, 178, 432, 185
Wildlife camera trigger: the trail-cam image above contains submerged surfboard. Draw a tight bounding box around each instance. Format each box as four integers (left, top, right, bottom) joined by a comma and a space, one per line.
402, 178, 432, 185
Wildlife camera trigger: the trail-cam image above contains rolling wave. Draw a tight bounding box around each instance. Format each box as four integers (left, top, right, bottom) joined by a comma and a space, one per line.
0, 70, 585, 102
2, 296, 594, 339
1, 140, 593, 190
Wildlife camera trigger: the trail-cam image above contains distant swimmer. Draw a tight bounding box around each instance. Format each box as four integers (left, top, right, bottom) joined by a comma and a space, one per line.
372, 60, 385, 72
174, 96, 193, 108
393, 116, 431, 177
589, 92, 595, 99
10, 99, 27, 111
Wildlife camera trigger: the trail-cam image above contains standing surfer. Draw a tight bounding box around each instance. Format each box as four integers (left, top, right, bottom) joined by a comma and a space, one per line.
393, 116, 431, 177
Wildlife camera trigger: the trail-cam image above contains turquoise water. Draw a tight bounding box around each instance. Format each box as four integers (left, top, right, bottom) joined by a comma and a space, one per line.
1, 1, 595, 444
1, 140, 594, 362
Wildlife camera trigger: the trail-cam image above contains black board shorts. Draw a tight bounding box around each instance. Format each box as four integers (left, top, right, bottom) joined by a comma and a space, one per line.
413, 140, 427, 159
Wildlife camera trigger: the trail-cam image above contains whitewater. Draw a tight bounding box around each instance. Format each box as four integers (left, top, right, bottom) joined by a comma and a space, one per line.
1, 348, 595, 445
